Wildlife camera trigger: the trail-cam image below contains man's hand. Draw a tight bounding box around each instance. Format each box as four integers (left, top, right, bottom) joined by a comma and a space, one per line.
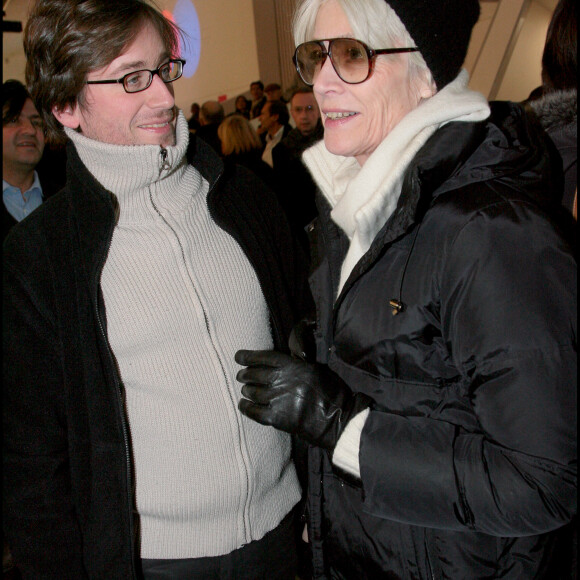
235, 350, 372, 451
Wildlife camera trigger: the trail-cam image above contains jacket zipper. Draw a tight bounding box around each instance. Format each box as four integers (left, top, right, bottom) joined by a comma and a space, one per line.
425, 538, 436, 580
94, 228, 138, 578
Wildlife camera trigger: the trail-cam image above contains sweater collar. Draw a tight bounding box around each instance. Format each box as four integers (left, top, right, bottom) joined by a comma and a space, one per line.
65, 110, 190, 194
64, 111, 205, 223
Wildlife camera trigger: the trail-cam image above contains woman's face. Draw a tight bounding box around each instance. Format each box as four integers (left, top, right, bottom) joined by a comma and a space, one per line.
312, 0, 432, 166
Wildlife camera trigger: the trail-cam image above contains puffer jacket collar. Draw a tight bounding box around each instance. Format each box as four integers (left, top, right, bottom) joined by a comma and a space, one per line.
329, 101, 561, 308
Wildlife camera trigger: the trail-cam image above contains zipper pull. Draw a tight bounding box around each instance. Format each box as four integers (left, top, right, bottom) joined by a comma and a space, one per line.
159, 146, 171, 174
389, 299, 405, 316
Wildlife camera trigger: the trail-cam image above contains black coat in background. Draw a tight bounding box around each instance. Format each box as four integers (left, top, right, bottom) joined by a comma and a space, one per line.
2, 144, 67, 242
194, 123, 223, 156
272, 123, 324, 253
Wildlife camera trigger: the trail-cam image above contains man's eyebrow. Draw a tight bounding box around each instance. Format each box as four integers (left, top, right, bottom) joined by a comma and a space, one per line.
110, 53, 172, 75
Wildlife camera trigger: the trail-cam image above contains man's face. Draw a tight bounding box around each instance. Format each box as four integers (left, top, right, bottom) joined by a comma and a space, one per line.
259, 102, 276, 132
54, 21, 177, 147
3, 98, 45, 172
266, 88, 282, 101
291, 92, 320, 136
250, 83, 263, 101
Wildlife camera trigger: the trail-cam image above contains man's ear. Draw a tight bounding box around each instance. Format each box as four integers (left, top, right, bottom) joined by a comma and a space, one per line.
52, 103, 81, 130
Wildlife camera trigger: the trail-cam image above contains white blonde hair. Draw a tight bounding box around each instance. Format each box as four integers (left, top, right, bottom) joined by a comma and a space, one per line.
293, 0, 434, 88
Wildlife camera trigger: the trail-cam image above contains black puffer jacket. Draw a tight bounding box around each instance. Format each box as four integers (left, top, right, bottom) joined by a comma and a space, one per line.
305, 102, 577, 579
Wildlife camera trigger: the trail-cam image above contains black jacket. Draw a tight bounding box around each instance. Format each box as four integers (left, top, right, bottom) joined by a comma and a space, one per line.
272, 124, 324, 252
2, 144, 67, 242
3, 136, 311, 579
306, 102, 577, 579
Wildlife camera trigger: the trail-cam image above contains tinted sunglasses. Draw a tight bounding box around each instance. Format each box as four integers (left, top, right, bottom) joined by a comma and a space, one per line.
293, 38, 418, 85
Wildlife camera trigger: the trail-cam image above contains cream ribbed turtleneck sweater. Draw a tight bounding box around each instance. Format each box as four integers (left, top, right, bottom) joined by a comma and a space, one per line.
65, 112, 300, 558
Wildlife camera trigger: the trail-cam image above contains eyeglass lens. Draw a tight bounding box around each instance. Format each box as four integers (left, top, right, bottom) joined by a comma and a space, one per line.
295, 39, 370, 85
124, 60, 183, 93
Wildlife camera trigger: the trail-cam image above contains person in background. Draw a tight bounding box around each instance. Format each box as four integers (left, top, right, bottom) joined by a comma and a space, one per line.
264, 83, 285, 103
529, 0, 576, 219
236, 0, 577, 578
218, 114, 275, 190
196, 100, 225, 155
233, 94, 251, 119
272, 87, 324, 250
187, 101, 201, 131
2, 79, 65, 241
3, 0, 311, 577
260, 100, 292, 168
249, 80, 267, 119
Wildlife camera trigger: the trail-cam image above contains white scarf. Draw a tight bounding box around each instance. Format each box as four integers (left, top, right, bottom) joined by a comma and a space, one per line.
303, 70, 491, 296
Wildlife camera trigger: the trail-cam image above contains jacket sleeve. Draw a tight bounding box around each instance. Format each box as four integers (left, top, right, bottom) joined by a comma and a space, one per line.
359, 200, 577, 536
3, 258, 88, 578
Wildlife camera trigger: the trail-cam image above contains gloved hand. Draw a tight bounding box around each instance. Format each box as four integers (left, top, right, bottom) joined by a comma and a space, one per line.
235, 349, 373, 451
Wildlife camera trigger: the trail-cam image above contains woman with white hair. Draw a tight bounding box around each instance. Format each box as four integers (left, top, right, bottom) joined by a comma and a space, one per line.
236, 0, 577, 577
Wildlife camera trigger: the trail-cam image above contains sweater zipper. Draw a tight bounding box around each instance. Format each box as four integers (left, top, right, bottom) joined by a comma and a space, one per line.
94, 224, 138, 579
147, 175, 254, 542
159, 146, 171, 176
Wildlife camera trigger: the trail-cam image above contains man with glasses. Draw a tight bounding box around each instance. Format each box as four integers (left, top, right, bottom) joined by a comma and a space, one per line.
3, 1, 310, 578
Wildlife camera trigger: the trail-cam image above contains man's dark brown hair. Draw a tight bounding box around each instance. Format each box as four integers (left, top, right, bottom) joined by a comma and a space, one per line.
24, 0, 183, 144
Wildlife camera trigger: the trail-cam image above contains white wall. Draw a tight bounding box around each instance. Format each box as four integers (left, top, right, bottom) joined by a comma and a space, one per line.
169, 0, 261, 113
495, 0, 553, 100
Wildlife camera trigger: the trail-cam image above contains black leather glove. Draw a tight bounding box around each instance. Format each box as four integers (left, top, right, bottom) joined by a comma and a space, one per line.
235, 349, 373, 451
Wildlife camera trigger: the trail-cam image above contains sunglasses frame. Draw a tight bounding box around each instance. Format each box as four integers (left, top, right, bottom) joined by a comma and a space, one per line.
293, 38, 418, 86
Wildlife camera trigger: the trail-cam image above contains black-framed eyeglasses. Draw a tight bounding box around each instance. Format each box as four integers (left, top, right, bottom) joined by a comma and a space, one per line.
293, 38, 418, 86
85, 59, 186, 94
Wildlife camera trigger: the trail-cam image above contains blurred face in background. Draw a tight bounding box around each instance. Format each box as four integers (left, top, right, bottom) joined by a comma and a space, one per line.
236, 96, 249, 112
259, 101, 277, 133
291, 92, 320, 136
250, 83, 264, 101
3, 98, 45, 174
265, 87, 283, 101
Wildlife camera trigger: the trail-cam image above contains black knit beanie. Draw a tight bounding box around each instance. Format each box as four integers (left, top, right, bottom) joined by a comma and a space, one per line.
385, 0, 480, 89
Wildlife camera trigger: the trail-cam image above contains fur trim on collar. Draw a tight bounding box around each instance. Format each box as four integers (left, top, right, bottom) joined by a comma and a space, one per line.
530, 89, 577, 132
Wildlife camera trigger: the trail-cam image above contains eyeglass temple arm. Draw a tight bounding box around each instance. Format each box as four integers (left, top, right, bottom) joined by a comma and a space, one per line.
373, 47, 419, 56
